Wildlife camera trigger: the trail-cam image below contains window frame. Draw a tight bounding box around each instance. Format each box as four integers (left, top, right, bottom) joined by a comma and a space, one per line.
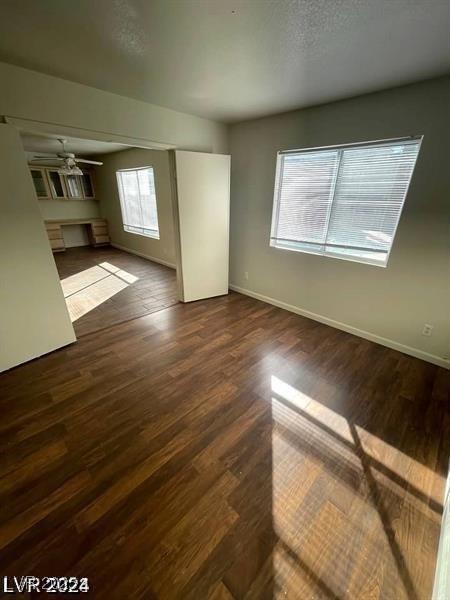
270, 136, 422, 268
116, 166, 160, 240
47, 169, 68, 199
29, 167, 52, 199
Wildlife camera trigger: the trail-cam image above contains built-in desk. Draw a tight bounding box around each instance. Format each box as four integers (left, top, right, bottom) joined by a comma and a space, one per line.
44, 218, 110, 252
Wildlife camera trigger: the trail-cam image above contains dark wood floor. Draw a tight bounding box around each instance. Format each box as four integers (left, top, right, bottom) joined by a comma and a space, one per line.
0, 292, 448, 599
54, 246, 178, 337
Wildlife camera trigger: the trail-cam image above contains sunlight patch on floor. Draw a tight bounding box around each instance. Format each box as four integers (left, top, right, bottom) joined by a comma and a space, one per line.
271, 375, 353, 443
114, 269, 139, 284
270, 395, 365, 598
60, 263, 139, 322
355, 424, 443, 506
61, 265, 110, 298
270, 374, 441, 599
98, 261, 120, 273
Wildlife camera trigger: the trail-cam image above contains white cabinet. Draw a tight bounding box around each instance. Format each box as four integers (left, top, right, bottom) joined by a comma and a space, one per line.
29, 167, 51, 199
47, 169, 67, 198
80, 171, 95, 199
29, 166, 96, 200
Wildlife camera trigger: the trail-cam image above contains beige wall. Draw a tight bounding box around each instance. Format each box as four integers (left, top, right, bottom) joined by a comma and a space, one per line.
229, 76, 450, 367
38, 198, 100, 222
0, 124, 75, 372
96, 148, 176, 267
0, 62, 228, 153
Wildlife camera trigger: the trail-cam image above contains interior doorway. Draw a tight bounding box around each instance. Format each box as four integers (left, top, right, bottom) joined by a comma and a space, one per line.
21, 130, 180, 337
14, 120, 231, 343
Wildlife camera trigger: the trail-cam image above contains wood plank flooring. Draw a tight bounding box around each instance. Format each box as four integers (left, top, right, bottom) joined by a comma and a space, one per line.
54, 246, 178, 337
0, 292, 449, 599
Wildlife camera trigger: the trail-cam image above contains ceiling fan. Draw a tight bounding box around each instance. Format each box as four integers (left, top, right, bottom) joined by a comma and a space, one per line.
30, 138, 103, 175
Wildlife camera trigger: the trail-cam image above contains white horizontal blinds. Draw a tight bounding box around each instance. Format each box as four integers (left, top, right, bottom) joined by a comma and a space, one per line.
137, 167, 159, 234
326, 141, 421, 261
271, 138, 421, 265
117, 167, 159, 238
119, 170, 141, 230
274, 151, 339, 250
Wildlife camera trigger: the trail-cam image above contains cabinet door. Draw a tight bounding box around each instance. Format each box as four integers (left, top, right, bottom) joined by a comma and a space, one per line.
174, 150, 230, 302
81, 171, 95, 199
30, 168, 51, 199
47, 170, 67, 198
65, 174, 83, 198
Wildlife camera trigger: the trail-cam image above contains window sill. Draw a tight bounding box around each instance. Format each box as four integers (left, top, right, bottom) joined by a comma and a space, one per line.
124, 227, 160, 241
270, 241, 388, 268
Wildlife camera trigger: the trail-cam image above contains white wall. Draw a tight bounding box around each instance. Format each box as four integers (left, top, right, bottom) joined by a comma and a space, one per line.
0, 124, 75, 372
0, 61, 228, 153
95, 148, 177, 267
229, 76, 450, 368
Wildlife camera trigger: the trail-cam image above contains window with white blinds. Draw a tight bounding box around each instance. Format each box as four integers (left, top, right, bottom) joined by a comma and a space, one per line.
116, 167, 160, 239
270, 138, 422, 266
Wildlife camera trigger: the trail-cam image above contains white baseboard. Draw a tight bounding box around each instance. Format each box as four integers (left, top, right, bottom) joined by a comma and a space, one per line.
110, 243, 177, 270
230, 284, 449, 370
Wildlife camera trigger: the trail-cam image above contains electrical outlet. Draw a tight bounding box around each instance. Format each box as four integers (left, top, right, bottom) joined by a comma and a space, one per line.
244, 271, 249, 280
422, 324, 433, 337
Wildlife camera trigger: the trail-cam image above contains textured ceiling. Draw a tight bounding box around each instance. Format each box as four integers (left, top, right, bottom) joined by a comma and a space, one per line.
1, 0, 450, 123
21, 133, 127, 157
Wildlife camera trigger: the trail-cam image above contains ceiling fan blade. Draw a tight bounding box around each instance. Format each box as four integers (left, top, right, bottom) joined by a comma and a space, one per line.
74, 158, 103, 165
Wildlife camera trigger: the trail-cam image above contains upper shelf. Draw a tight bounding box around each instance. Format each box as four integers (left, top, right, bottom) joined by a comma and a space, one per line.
28, 165, 96, 201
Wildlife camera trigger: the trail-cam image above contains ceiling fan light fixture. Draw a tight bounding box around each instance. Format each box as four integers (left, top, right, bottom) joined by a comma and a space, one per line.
58, 163, 83, 176
72, 165, 84, 176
